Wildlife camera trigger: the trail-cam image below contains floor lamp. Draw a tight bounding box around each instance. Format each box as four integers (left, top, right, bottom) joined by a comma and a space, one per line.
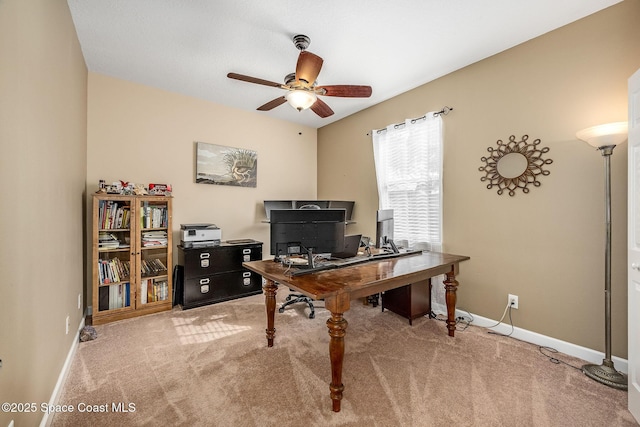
576, 121, 628, 390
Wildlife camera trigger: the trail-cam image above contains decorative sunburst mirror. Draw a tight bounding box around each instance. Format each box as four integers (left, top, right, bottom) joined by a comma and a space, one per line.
479, 134, 553, 196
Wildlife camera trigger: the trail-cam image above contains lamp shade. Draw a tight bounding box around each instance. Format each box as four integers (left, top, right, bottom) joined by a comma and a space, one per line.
286, 90, 317, 111
576, 122, 628, 148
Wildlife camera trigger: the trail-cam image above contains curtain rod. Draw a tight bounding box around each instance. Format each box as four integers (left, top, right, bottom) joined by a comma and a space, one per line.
369, 106, 454, 135
434, 106, 453, 116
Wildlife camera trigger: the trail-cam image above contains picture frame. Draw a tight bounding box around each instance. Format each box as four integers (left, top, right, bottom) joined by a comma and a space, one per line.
195, 142, 257, 188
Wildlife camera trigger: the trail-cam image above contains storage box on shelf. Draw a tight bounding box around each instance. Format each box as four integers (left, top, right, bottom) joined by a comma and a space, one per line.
92, 194, 173, 325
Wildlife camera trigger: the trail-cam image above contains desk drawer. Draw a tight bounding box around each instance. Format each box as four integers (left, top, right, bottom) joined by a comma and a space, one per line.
183, 270, 262, 309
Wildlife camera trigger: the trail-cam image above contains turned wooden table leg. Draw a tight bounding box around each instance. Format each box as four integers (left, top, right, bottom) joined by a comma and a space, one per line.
327, 311, 348, 412
263, 279, 278, 347
444, 267, 459, 337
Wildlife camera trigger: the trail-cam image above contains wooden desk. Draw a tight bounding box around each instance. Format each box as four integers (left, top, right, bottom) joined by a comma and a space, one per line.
243, 251, 470, 412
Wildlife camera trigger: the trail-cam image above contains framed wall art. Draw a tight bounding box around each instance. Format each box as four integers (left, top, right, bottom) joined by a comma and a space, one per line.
195, 142, 257, 188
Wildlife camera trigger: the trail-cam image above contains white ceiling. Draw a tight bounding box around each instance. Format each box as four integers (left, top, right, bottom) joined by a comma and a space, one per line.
67, 0, 621, 129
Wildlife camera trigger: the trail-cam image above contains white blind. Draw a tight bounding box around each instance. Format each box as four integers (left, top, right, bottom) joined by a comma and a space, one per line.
372, 114, 443, 250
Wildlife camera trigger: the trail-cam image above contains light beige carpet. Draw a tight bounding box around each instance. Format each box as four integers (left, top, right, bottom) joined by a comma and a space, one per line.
51, 292, 636, 426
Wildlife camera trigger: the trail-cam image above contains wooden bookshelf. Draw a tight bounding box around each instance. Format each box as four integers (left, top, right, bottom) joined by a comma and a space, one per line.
92, 193, 173, 325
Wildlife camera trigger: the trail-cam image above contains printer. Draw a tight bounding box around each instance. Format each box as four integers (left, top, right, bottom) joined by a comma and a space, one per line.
180, 223, 221, 248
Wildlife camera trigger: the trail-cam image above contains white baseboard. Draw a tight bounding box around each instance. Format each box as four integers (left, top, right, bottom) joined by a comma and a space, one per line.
431, 302, 628, 374
40, 317, 85, 427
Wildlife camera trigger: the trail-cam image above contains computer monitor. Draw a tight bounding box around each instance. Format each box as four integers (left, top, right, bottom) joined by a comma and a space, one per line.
263, 200, 295, 220
328, 201, 355, 221
270, 208, 346, 268
376, 209, 396, 251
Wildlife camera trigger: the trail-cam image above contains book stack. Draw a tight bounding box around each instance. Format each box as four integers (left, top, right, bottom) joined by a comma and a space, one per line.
98, 283, 131, 311
98, 258, 131, 284
98, 232, 121, 249
140, 279, 168, 304
99, 200, 131, 230
142, 231, 168, 247
140, 258, 167, 277
141, 204, 168, 229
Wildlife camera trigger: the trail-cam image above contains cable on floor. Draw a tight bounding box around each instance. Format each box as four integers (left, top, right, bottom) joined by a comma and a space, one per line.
431, 309, 474, 331
487, 303, 514, 337
485, 302, 582, 370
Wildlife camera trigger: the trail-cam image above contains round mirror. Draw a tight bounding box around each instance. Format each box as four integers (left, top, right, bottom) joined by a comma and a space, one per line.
496, 152, 528, 179
479, 134, 553, 196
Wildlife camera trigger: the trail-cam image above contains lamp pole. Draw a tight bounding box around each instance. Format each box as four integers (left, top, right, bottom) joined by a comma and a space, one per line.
581, 144, 627, 390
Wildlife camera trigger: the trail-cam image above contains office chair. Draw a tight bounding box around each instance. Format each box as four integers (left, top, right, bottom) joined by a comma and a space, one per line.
277, 203, 321, 319
278, 292, 315, 319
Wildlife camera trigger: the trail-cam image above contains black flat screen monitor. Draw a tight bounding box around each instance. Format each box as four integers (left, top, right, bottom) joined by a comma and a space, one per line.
263, 200, 295, 220
270, 208, 346, 268
328, 201, 355, 221
376, 209, 394, 249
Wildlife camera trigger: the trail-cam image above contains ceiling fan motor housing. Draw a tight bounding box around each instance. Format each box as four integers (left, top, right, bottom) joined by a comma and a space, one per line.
284, 73, 297, 85
293, 34, 310, 51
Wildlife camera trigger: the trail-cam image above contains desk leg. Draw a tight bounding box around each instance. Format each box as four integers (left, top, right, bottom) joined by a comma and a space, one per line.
263, 279, 278, 347
444, 267, 459, 337
327, 312, 348, 412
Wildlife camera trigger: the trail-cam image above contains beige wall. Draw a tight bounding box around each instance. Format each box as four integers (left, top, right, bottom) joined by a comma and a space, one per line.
86, 73, 318, 303
318, 0, 640, 358
0, 0, 88, 426
3, 2, 638, 423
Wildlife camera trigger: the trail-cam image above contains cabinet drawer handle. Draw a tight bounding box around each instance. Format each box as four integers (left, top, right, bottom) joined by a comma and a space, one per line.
243, 271, 251, 278
200, 259, 210, 268
242, 249, 251, 254
200, 284, 210, 294
199, 278, 210, 285
200, 253, 210, 259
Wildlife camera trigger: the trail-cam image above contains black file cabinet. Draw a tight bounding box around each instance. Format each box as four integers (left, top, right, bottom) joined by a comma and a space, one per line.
177, 241, 263, 309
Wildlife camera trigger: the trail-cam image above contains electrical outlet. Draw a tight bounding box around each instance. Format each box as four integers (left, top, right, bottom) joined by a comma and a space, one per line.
508, 294, 519, 309
66, 315, 70, 334
78, 293, 82, 310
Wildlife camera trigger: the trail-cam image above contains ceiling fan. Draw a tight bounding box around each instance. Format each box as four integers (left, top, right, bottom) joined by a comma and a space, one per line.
227, 34, 372, 118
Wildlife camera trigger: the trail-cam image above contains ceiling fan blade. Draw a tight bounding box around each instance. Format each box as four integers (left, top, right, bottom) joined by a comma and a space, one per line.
310, 98, 334, 118
257, 96, 287, 111
317, 85, 372, 98
227, 73, 283, 88
295, 51, 323, 87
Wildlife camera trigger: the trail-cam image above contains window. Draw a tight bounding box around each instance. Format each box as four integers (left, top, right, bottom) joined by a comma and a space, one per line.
372, 113, 443, 251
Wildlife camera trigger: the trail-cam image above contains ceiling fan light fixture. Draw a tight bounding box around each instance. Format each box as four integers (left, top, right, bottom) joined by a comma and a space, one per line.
286, 89, 317, 111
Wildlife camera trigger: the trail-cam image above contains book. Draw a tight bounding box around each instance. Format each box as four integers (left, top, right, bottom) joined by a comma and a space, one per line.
141, 279, 148, 304
99, 286, 109, 311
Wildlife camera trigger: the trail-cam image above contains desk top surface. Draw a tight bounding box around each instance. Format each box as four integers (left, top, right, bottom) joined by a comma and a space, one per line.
243, 251, 470, 301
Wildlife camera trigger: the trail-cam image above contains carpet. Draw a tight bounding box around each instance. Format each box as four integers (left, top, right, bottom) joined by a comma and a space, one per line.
50, 292, 636, 426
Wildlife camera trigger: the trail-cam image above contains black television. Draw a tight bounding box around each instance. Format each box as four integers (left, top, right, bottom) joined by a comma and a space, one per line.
376, 209, 397, 252
270, 208, 346, 268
